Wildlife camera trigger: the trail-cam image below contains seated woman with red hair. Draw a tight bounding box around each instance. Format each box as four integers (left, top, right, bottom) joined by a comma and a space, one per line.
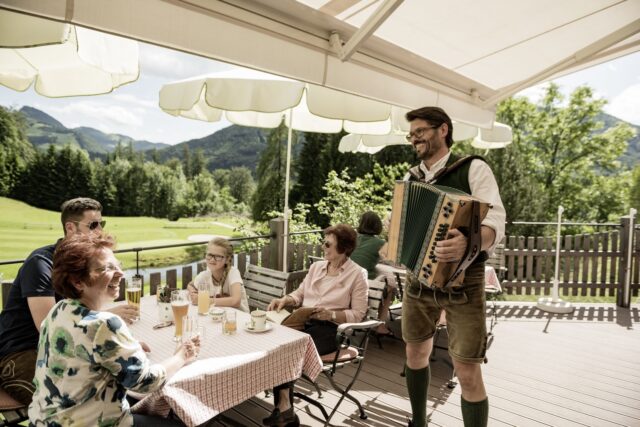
28, 232, 200, 427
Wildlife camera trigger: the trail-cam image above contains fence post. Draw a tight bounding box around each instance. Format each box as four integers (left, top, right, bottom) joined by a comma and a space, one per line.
269, 217, 285, 271
617, 212, 636, 308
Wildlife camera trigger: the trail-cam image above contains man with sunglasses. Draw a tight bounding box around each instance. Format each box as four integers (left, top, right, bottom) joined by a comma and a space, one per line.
0, 197, 137, 405
401, 107, 506, 427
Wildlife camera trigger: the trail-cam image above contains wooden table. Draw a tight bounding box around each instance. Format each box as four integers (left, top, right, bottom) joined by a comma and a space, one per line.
128, 297, 322, 427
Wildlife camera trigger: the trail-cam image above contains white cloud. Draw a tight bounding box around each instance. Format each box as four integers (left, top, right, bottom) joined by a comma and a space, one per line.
111, 93, 155, 109
48, 102, 143, 129
606, 83, 640, 125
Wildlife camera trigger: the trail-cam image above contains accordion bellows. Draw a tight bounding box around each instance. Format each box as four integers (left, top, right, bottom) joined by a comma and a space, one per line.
387, 181, 491, 289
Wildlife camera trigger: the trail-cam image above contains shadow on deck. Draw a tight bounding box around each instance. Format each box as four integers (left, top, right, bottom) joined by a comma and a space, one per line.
210, 302, 640, 427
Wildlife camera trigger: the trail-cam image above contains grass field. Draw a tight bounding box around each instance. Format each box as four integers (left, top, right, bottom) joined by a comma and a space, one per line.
0, 197, 241, 280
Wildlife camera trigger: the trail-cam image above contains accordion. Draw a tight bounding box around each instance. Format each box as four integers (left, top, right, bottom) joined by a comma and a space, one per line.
387, 181, 491, 289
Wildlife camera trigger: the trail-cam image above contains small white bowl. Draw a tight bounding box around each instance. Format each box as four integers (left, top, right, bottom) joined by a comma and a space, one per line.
209, 308, 224, 322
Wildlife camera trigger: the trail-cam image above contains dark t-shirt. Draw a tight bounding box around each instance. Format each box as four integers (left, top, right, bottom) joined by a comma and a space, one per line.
0, 242, 59, 358
351, 234, 386, 279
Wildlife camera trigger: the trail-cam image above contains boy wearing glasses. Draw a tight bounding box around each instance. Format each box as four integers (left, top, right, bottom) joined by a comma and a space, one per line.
401, 107, 506, 427
0, 197, 137, 405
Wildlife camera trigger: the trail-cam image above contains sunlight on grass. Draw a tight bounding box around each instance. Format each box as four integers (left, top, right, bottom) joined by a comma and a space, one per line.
0, 197, 242, 280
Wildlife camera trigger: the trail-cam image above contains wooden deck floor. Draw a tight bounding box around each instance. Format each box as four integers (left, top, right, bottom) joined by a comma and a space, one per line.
210, 302, 640, 427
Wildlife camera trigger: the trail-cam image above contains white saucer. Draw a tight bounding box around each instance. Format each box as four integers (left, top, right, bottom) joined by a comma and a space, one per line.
244, 322, 273, 333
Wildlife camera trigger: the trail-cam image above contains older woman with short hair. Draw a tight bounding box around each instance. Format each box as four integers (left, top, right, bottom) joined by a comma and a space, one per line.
28, 232, 199, 427
265, 223, 368, 426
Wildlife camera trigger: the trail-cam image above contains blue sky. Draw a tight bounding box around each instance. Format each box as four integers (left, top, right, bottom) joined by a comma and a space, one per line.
1, 42, 639, 145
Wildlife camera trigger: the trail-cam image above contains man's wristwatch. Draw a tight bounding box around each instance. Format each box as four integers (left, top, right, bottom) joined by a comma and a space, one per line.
331, 310, 336, 321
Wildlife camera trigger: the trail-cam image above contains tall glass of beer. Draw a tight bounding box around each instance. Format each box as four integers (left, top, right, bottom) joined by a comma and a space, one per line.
171, 290, 190, 342
197, 282, 210, 315
126, 275, 142, 321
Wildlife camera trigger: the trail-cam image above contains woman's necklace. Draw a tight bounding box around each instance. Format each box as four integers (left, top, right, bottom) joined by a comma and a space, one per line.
211, 271, 224, 286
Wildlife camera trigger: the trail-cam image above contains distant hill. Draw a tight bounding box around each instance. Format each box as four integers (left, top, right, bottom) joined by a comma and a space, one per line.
19, 106, 170, 155
597, 112, 639, 168
151, 125, 273, 172
11, 105, 640, 172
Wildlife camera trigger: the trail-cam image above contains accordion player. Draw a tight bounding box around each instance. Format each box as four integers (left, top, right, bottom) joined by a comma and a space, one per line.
387, 180, 491, 290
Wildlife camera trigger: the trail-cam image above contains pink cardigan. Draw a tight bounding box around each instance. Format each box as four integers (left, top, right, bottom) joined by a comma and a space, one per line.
288, 258, 369, 323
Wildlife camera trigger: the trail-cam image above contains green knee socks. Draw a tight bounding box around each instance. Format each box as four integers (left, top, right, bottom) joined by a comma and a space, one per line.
461, 396, 489, 427
405, 365, 430, 427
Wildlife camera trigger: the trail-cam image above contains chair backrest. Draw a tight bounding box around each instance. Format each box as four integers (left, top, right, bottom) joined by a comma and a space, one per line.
0, 386, 27, 425
307, 255, 323, 268
486, 242, 507, 280
243, 264, 290, 311
366, 279, 387, 320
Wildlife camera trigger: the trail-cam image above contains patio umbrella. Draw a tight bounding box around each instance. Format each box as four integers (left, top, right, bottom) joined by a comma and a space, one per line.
159, 69, 402, 271
0, 9, 139, 97
339, 106, 512, 154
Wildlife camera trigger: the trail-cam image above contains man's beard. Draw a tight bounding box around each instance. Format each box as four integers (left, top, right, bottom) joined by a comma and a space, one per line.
414, 139, 431, 160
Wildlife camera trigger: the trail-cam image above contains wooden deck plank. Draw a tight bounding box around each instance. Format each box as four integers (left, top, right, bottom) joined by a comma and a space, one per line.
202, 302, 640, 427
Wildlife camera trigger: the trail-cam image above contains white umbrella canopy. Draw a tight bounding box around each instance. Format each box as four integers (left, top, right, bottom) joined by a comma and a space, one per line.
0, 9, 139, 97
339, 107, 513, 154
159, 68, 400, 271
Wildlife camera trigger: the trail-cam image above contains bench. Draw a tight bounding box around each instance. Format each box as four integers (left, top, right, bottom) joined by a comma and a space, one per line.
243, 264, 307, 311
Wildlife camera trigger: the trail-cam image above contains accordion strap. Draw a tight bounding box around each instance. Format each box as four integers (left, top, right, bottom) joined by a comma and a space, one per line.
427, 155, 485, 185
443, 200, 483, 290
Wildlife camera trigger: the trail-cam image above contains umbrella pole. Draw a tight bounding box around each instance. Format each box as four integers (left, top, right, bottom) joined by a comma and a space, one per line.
537, 205, 574, 316
282, 109, 294, 272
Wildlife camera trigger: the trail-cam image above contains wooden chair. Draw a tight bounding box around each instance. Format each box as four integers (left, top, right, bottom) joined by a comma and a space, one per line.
0, 387, 27, 426
243, 264, 291, 311
294, 279, 385, 426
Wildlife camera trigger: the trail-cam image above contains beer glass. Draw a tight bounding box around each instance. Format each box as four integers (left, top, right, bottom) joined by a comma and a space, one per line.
171, 290, 189, 342
197, 282, 210, 315
222, 310, 237, 335
126, 275, 142, 321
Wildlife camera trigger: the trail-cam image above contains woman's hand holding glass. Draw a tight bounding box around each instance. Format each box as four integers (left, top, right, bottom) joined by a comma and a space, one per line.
175, 335, 201, 364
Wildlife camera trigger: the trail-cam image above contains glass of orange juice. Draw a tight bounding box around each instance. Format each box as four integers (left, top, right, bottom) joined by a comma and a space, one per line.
171, 290, 189, 342
197, 282, 210, 315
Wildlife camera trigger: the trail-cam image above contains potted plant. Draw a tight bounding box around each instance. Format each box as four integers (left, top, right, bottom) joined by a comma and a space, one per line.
157, 286, 174, 322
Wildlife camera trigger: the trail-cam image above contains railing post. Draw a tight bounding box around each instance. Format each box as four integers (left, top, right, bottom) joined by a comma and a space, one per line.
269, 217, 285, 271
617, 211, 636, 308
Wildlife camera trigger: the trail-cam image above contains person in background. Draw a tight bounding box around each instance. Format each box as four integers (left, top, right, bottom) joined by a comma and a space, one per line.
0, 197, 138, 405
28, 232, 199, 426
187, 237, 249, 312
350, 211, 397, 335
264, 224, 369, 427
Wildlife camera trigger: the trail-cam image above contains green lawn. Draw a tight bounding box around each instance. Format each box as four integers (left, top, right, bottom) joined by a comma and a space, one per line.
0, 197, 241, 280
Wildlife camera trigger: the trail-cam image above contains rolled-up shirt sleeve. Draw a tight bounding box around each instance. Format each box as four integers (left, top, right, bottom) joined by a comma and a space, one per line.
469, 159, 506, 254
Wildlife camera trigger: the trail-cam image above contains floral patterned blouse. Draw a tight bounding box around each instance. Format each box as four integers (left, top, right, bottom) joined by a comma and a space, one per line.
28, 299, 167, 426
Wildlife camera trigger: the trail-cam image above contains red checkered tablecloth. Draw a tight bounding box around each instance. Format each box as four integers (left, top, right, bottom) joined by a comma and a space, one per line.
128, 297, 322, 427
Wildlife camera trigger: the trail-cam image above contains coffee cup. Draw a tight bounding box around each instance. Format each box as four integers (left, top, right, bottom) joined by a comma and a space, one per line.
209, 307, 224, 322
250, 310, 267, 330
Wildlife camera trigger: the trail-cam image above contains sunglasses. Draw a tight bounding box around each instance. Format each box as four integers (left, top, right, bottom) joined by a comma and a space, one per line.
73, 220, 106, 230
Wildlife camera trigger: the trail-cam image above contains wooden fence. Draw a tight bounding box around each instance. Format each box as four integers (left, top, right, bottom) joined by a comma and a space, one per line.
501, 225, 639, 300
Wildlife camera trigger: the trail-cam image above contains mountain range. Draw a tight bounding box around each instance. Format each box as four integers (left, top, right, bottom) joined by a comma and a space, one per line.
15, 105, 640, 171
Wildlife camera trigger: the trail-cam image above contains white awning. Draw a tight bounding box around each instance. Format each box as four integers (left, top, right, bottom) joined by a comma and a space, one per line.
2, 0, 638, 122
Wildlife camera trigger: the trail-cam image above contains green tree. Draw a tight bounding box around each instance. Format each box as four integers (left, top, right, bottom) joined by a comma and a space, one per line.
252, 123, 296, 221
316, 162, 408, 227
191, 148, 206, 176
182, 145, 192, 179
631, 166, 640, 214
0, 106, 35, 196
228, 166, 255, 204
457, 84, 633, 234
